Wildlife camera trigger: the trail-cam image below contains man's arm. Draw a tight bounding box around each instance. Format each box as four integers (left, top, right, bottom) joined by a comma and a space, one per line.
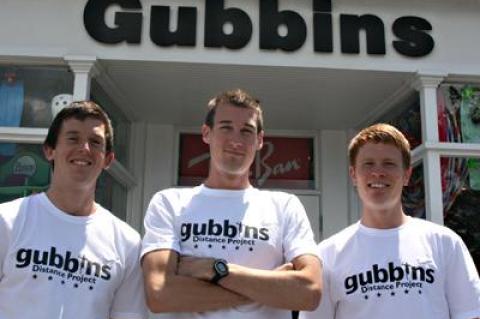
178, 253, 322, 311
142, 249, 252, 313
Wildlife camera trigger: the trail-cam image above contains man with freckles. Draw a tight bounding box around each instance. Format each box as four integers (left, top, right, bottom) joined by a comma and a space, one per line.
142, 89, 322, 319
301, 123, 480, 319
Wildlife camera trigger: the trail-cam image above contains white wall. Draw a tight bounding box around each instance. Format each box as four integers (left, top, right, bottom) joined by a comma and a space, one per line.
320, 130, 350, 238
0, 0, 479, 75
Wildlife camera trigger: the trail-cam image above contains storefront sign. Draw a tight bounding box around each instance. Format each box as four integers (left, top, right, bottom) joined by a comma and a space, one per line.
84, 0, 434, 57
178, 133, 315, 189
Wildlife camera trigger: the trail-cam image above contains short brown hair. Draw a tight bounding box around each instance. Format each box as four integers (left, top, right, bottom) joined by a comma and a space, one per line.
204, 89, 264, 133
44, 101, 114, 153
348, 123, 411, 168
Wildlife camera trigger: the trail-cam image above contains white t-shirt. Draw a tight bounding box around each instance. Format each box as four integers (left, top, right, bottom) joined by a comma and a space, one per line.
301, 217, 480, 319
142, 185, 317, 319
0, 193, 147, 319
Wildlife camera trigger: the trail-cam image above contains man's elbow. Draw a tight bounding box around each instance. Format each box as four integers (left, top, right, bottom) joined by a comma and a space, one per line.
145, 287, 176, 313
303, 285, 322, 311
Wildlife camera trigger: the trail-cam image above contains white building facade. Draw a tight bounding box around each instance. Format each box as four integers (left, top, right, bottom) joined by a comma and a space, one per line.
0, 0, 479, 262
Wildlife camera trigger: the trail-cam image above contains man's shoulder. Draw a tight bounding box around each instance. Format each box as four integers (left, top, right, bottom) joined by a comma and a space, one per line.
318, 223, 360, 254
407, 217, 463, 242
0, 195, 35, 223
95, 206, 141, 244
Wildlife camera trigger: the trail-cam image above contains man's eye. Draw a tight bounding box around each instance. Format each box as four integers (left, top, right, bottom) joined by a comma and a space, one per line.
241, 130, 253, 135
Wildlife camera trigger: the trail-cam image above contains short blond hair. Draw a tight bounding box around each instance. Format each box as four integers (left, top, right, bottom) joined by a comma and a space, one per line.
348, 123, 411, 168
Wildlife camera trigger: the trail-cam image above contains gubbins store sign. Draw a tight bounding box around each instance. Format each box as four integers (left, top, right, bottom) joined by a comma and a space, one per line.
84, 0, 435, 57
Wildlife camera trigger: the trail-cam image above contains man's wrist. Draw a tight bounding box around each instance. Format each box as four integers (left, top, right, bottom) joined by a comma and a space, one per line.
211, 259, 229, 284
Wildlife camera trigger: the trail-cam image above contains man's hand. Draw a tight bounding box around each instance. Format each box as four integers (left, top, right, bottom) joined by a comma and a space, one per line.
177, 256, 216, 281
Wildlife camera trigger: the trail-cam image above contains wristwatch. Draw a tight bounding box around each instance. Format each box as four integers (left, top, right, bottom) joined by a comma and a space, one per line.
211, 259, 229, 284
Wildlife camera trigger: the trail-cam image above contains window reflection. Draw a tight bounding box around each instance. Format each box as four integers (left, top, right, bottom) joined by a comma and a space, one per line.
0, 66, 73, 128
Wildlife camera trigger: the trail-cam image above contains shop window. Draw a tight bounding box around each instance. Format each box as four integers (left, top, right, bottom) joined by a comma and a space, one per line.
0, 143, 50, 203
442, 156, 480, 271
90, 79, 130, 168
95, 170, 128, 221
438, 84, 480, 144
402, 162, 425, 219
0, 66, 73, 128
177, 133, 316, 189
386, 96, 422, 149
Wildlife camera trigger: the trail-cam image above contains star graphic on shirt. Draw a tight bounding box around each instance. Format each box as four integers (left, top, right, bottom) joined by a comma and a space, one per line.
377, 293, 381, 297
364, 295, 369, 300
404, 289, 409, 294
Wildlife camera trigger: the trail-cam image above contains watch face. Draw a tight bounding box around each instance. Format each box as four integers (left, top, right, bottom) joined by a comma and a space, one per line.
214, 260, 228, 275
217, 263, 227, 272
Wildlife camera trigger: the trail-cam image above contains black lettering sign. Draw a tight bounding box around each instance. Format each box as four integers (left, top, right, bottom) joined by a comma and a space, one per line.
204, 0, 252, 49
84, 0, 142, 44
340, 14, 386, 54
259, 0, 307, 51
83, 0, 435, 58
150, 6, 197, 46
313, 0, 333, 53
392, 16, 434, 57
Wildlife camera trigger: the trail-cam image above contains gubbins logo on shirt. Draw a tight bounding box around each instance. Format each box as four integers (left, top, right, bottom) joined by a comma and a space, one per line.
180, 219, 269, 251
16, 247, 112, 288
344, 262, 435, 297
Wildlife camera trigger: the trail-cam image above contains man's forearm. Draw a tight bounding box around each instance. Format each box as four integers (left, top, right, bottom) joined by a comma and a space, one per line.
177, 254, 322, 311
146, 273, 251, 313
218, 260, 321, 311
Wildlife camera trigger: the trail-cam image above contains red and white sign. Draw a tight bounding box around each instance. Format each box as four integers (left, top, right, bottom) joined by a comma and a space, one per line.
178, 133, 314, 189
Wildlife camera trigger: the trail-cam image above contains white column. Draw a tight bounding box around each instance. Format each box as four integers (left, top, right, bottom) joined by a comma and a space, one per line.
320, 130, 350, 238
411, 74, 445, 225
65, 56, 98, 100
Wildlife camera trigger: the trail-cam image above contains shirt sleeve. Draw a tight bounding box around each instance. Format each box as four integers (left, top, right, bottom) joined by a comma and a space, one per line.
141, 191, 181, 258
282, 194, 318, 262
0, 215, 8, 279
445, 233, 480, 319
110, 239, 148, 319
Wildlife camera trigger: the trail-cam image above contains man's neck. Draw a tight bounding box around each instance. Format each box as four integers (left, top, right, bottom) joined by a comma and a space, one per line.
204, 172, 251, 190
46, 186, 97, 217
360, 206, 409, 229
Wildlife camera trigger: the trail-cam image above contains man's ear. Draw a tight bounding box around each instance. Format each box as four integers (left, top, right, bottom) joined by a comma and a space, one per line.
403, 166, 413, 186
43, 144, 54, 162
201, 124, 211, 145
256, 130, 264, 151
103, 151, 115, 169
349, 166, 357, 186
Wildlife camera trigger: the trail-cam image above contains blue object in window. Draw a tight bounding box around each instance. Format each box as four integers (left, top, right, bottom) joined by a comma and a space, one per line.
0, 80, 24, 156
